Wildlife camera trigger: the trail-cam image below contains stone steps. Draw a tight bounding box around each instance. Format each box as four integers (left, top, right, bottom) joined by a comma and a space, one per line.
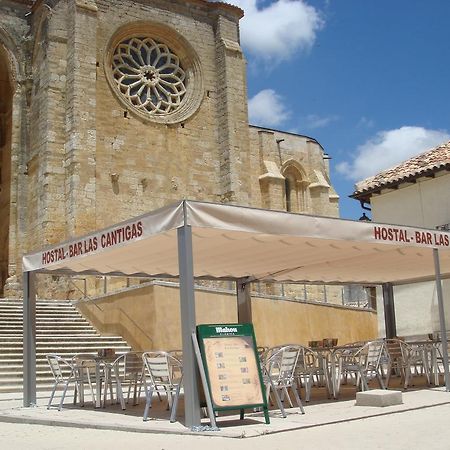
0, 298, 131, 393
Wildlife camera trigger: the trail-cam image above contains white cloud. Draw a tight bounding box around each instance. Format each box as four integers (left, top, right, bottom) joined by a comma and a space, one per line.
305, 114, 339, 129
248, 89, 291, 127
231, 0, 324, 63
336, 126, 450, 181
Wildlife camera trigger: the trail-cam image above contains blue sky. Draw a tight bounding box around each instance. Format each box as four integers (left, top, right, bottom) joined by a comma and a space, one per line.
234, 0, 450, 219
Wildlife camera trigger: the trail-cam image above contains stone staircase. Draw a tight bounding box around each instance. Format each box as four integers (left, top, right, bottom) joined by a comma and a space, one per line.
0, 298, 132, 393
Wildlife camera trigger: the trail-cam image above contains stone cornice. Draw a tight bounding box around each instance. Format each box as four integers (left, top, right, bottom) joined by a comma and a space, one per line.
28, 0, 243, 19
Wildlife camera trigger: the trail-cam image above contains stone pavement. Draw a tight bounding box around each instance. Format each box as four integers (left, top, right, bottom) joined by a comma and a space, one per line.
0, 387, 449, 439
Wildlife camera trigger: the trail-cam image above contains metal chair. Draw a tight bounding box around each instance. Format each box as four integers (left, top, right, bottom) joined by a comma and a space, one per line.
385, 339, 430, 389
433, 335, 450, 383
263, 345, 305, 418
142, 351, 183, 422
102, 352, 144, 409
295, 346, 327, 402
337, 340, 385, 393
46, 354, 84, 410
71, 353, 97, 406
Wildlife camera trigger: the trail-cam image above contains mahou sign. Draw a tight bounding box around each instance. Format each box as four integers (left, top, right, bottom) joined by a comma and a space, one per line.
373, 225, 450, 248
41, 220, 143, 266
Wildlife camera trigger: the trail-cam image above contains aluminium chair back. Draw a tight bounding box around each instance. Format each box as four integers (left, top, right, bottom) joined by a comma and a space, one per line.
142, 351, 182, 388
363, 340, 385, 370
266, 345, 301, 387
385, 339, 407, 366
47, 354, 74, 382
124, 352, 143, 378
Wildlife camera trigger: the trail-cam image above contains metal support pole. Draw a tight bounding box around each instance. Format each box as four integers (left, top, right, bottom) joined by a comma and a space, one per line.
382, 283, 397, 339
433, 248, 450, 391
23, 271, 37, 407
237, 278, 252, 324
177, 224, 201, 427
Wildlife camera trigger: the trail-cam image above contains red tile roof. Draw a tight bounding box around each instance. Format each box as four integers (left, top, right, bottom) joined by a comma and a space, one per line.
352, 140, 450, 200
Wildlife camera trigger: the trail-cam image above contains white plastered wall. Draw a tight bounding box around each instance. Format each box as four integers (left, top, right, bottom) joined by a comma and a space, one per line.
372, 173, 450, 337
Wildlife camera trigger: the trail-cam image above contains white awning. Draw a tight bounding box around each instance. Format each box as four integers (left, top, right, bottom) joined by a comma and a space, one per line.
23, 200, 450, 285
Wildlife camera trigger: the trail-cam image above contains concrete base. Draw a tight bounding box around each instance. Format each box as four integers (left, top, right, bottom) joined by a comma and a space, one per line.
355, 389, 403, 407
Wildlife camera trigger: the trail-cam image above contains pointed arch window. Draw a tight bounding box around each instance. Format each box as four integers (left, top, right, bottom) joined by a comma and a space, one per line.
282, 163, 308, 213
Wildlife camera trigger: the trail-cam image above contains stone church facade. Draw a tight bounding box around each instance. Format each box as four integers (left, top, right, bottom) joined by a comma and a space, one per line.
0, 0, 338, 298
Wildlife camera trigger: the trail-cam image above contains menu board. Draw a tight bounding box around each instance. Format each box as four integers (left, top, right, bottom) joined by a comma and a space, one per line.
196, 323, 267, 415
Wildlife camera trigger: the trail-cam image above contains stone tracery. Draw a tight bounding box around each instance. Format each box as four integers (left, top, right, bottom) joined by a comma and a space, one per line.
112, 37, 187, 116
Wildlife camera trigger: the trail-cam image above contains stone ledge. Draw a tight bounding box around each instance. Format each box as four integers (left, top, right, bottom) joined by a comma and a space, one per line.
355, 389, 403, 407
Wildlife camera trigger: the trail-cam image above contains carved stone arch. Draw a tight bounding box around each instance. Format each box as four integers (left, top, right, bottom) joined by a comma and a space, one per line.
281, 158, 308, 182
281, 159, 309, 213
0, 25, 25, 89
0, 25, 27, 297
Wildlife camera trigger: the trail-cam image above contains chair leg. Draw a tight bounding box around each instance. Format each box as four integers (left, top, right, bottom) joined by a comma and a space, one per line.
86, 369, 96, 405
78, 379, 85, 407
292, 382, 305, 414
59, 380, 71, 411
267, 378, 286, 418
127, 383, 132, 404
114, 366, 126, 410
305, 375, 312, 402
423, 356, 431, 385
273, 387, 286, 418
360, 371, 368, 391
138, 369, 148, 403
404, 366, 411, 389
48, 382, 58, 409
133, 375, 139, 405
377, 371, 386, 389
143, 385, 154, 421
109, 377, 114, 404
385, 362, 392, 387
265, 382, 272, 406
103, 369, 110, 407
282, 386, 293, 408
73, 383, 78, 405
170, 384, 182, 423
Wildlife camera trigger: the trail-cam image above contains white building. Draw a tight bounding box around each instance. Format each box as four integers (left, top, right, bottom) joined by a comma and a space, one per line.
351, 141, 450, 337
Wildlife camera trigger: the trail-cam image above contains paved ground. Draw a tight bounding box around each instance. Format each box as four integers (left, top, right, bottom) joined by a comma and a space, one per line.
1, 402, 450, 449
1, 387, 450, 449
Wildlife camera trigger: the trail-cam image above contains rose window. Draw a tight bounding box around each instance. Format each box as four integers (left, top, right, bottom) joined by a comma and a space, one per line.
112, 37, 187, 116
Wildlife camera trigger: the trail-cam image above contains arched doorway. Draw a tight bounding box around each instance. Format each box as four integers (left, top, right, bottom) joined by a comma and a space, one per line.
0, 44, 13, 297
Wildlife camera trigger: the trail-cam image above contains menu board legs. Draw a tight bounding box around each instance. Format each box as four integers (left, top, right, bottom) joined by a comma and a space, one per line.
192, 332, 218, 429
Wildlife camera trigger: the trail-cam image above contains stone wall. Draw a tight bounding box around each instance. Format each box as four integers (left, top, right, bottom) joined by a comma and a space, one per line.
249, 126, 339, 215
0, 0, 339, 299
76, 282, 377, 351
0, 1, 30, 296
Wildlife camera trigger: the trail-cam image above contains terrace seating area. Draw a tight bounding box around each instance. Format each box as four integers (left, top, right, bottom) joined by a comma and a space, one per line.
43, 335, 447, 426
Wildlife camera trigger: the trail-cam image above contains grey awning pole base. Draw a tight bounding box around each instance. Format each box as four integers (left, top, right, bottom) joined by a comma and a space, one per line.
23, 271, 37, 407
177, 223, 201, 427
433, 248, 450, 392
